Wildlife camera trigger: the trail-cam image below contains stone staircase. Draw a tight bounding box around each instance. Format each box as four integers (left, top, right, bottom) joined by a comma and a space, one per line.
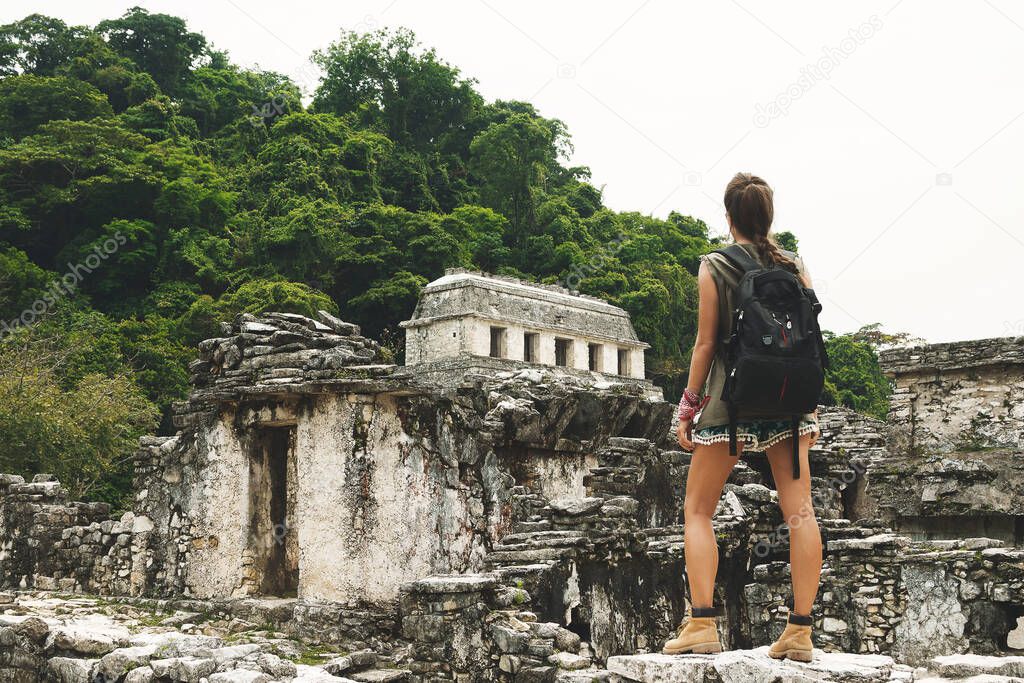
479, 438, 667, 679
483, 496, 635, 678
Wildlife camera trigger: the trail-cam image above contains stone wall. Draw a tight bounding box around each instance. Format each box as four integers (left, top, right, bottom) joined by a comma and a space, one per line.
0, 474, 116, 593
870, 336, 1024, 543
880, 336, 1024, 455
0, 384, 955, 679
743, 533, 1024, 667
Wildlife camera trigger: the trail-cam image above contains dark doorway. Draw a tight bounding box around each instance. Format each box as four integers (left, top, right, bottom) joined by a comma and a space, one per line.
555, 337, 571, 366
248, 426, 299, 596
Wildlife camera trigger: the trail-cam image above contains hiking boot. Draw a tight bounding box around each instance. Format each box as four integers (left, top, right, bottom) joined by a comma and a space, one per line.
768, 612, 814, 662
662, 606, 722, 655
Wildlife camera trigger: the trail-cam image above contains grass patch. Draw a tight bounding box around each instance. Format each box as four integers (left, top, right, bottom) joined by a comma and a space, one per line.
288, 643, 349, 666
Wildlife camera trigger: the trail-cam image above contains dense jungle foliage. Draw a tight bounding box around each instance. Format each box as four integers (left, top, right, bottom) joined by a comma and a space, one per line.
0, 10, 894, 505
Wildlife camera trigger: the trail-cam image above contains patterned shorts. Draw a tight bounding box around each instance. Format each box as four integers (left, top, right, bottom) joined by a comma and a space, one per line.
692, 419, 819, 451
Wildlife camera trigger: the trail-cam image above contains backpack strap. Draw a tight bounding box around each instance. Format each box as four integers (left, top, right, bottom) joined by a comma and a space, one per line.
791, 416, 801, 479
711, 244, 762, 274
727, 403, 738, 456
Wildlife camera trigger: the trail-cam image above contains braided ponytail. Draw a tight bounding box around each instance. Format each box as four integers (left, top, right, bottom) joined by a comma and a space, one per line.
753, 232, 796, 273
723, 172, 798, 274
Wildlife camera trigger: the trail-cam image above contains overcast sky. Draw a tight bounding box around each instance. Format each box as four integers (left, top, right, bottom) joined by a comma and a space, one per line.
7, 1, 1024, 344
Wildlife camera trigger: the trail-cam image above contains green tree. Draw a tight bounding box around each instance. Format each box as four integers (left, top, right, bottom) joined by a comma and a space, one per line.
821, 327, 894, 419
0, 334, 158, 506
312, 28, 481, 150
0, 14, 93, 77
0, 74, 112, 139
469, 113, 557, 234
0, 245, 58, 323
346, 270, 427, 338
96, 7, 206, 96
179, 65, 301, 136
0, 13, 906, 507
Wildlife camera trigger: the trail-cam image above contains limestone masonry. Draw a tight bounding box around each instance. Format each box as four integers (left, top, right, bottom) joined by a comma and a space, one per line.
1, 273, 1023, 682
401, 269, 656, 398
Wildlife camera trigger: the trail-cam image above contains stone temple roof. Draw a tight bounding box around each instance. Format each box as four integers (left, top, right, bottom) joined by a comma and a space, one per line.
401, 268, 647, 348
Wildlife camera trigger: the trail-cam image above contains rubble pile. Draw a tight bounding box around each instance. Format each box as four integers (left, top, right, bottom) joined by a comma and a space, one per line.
0, 592, 404, 682
174, 311, 393, 430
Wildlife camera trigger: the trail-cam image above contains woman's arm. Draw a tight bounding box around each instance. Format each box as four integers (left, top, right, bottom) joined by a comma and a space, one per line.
688, 259, 720, 393
678, 259, 719, 450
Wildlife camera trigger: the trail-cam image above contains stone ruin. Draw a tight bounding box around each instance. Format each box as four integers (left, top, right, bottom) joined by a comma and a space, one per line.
0, 270, 1023, 682
400, 269, 653, 394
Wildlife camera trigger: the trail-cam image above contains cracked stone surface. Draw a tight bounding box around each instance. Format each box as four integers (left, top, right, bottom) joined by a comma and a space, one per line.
607, 648, 914, 682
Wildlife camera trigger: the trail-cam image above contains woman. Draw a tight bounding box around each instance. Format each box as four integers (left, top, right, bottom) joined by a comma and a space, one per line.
662, 172, 822, 662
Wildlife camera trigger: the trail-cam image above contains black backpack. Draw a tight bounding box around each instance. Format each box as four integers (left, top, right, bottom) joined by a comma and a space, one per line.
714, 244, 829, 478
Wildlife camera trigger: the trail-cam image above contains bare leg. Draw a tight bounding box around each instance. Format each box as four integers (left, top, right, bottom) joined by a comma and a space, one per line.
683, 441, 741, 608
765, 433, 821, 615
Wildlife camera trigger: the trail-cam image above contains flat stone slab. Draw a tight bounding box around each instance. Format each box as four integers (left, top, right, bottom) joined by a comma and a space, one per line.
607, 647, 912, 682
348, 669, 413, 682
402, 573, 497, 594
928, 654, 1024, 678
46, 618, 132, 656
916, 676, 1024, 683
294, 665, 356, 682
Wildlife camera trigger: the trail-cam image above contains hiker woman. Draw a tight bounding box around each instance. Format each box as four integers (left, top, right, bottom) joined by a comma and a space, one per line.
662, 172, 823, 661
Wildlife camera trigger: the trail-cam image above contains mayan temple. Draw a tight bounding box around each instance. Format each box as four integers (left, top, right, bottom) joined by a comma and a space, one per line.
2, 269, 1023, 682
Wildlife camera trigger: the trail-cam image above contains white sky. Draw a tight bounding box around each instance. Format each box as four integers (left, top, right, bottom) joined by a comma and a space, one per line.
6, 1, 1024, 343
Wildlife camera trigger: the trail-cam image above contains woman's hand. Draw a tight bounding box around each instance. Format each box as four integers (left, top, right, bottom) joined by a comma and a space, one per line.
677, 419, 694, 451
809, 410, 820, 447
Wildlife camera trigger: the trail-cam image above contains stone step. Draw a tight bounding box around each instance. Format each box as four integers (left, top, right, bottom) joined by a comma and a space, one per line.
499, 530, 587, 545
588, 465, 642, 473
555, 669, 612, 682
491, 540, 584, 553
640, 525, 686, 536
347, 668, 414, 682
486, 547, 576, 565
490, 563, 559, 579
586, 482, 637, 496
605, 436, 655, 449
926, 654, 1024, 679
607, 648, 914, 682
494, 537, 588, 551
490, 563, 560, 592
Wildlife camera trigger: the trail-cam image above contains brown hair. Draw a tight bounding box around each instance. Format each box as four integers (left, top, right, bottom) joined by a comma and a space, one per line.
723, 172, 797, 273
